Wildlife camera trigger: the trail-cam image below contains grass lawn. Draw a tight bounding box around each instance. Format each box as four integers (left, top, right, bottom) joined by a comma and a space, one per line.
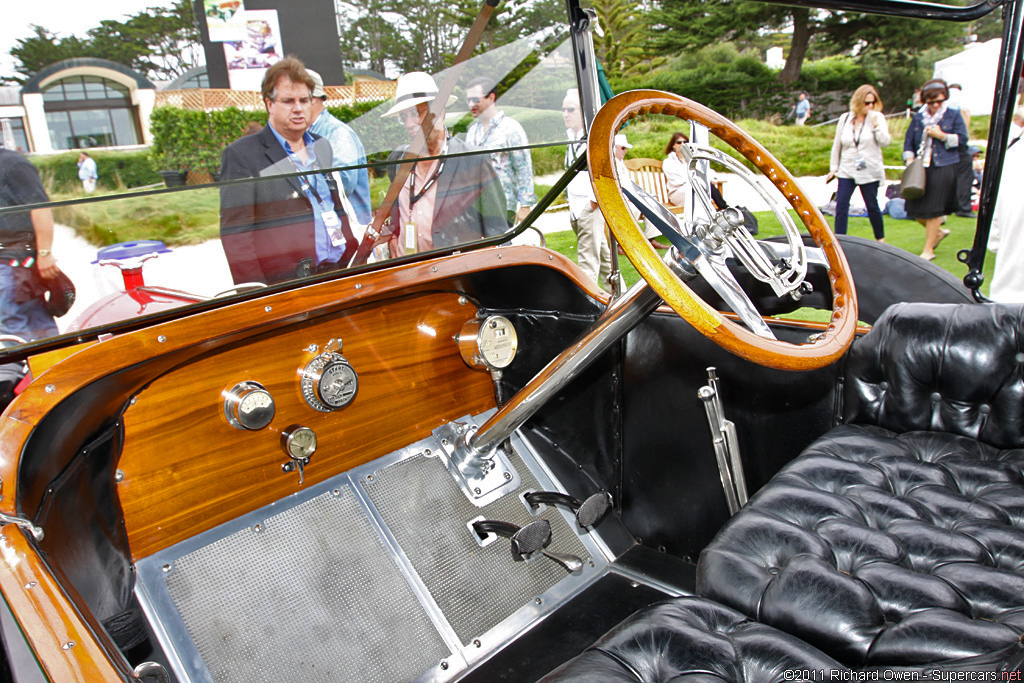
51, 186, 222, 247
47, 111, 994, 297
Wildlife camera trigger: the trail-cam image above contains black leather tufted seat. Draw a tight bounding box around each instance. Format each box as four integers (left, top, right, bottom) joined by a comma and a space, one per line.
698, 303, 1024, 668
545, 304, 1024, 680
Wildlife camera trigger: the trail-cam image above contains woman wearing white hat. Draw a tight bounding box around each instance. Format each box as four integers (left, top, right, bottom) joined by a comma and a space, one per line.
382, 72, 507, 255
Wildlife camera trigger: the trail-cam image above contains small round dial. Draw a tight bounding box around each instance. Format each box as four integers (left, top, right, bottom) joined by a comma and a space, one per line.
301, 353, 359, 412
223, 381, 275, 430
282, 426, 317, 460
458, 315, 518, 370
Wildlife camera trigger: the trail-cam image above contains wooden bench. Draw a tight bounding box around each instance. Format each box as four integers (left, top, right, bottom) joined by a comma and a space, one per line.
623, 158, 726, 215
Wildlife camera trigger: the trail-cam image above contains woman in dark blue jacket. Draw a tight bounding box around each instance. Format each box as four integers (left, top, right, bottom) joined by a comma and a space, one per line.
903, 78, 969, 260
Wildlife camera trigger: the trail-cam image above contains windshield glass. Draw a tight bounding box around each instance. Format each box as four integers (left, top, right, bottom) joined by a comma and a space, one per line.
0, 6, 579, 357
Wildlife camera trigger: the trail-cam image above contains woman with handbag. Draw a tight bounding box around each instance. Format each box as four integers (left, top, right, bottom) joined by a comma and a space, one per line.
825, 84, 891, 241
902, 78, 969, 260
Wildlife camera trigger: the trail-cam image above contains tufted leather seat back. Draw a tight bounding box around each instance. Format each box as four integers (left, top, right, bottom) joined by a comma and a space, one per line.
844, 303, 1024, 450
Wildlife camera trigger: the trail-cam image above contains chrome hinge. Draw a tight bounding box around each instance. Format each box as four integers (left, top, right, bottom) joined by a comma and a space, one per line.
0, 511, 44, 541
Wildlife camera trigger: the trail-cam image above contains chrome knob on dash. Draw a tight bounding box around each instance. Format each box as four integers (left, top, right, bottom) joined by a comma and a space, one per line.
223, 381, 276, 431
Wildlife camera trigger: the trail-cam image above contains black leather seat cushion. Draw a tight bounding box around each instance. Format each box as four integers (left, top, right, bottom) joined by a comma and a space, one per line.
544, 307, 1024, 679
697, 303, 1024, 668
698, 424, 1024, 667
539, 596, 847, 682
545, 304, 1024, 679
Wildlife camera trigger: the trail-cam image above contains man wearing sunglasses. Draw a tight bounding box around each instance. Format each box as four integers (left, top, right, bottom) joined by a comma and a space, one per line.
465, 77, 536, 227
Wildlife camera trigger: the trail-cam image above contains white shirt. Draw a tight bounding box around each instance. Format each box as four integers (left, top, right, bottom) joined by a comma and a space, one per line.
989, 125, 1024, 302
662, 152, 689, 206
564, 129, 593, 219
829, 111, 891, 184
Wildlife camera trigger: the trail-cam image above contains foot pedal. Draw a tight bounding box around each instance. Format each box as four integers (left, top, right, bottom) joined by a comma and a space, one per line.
472, 519, 551, 558
523, 491, 612, 528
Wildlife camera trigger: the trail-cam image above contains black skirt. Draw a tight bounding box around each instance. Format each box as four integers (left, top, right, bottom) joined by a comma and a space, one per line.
906, 163, 958, 219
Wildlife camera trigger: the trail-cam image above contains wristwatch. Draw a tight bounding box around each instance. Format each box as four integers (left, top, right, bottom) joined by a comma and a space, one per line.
38, 249, 52, 257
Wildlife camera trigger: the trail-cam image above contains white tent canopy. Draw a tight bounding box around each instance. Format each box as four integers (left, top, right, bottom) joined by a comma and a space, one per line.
933, 39, 1001, 116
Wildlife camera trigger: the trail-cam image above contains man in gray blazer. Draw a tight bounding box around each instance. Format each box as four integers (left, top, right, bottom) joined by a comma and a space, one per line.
219, 57, 356, 285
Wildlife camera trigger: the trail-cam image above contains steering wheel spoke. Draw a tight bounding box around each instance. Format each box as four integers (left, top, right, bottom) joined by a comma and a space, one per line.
693, 252, 777, 339
589, 90, 857, 371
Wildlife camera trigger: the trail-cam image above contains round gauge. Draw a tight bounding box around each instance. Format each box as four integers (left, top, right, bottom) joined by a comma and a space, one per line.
458, 315, 518, 370
282, 426, 317, 460
301, 354, 359, 412
223, 381, 275, 430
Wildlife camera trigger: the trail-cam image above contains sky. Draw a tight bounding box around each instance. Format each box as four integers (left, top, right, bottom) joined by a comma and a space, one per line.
0, 0, 176, 79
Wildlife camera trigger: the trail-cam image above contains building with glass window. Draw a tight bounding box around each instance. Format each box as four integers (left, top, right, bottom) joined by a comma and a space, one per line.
7, 58, 156, 154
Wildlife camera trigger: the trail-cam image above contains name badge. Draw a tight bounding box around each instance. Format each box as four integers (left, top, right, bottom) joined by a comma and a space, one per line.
322, 210, 344, 247
405, 221, 417, 253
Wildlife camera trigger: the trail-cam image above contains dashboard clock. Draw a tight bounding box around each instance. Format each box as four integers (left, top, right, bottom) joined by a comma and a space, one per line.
281, 425, 318, 461
300, 351, 359, 412
458, 315, 519, 370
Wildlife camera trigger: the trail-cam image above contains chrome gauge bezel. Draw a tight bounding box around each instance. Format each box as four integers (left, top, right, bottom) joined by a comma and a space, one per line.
458, 315, 519, 370
223, 381, 276, 430
281, 425, 318, 461
300, 353, 359, 412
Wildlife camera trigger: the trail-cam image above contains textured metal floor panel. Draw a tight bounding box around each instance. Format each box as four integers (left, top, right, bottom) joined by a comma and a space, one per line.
362, 451, 591, 644
160, 486, 449, 683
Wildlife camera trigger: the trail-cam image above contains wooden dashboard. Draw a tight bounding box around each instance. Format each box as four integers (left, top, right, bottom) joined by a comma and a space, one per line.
118, 290, 497, 560
0, 247, 600, 563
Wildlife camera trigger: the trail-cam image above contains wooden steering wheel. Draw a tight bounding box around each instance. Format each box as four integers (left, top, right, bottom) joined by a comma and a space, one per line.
589, 90, 857, 371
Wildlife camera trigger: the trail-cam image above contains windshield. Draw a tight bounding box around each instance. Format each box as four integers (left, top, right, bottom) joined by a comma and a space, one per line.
0, 6, 580, 358
0, 0, 1017, 362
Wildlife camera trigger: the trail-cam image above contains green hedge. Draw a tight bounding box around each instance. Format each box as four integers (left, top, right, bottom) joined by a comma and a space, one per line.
30, 150, 161, 193
148, 102, 386, 176
610, 46, 876, 123
149, 106, 265, 174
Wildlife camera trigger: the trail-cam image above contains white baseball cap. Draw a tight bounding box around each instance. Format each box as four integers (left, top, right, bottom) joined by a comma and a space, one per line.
614, 133, 633, 149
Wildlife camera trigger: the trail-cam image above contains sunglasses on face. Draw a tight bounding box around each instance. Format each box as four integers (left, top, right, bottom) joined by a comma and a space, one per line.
926, 98, 945, 105
674, 139, 685, 145
466, 96, 482, 105
562, 107, 576, 113
865, 99, 876, 104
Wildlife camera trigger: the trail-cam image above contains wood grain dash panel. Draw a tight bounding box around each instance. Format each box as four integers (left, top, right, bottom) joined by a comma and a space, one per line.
119, 291, 495, 560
